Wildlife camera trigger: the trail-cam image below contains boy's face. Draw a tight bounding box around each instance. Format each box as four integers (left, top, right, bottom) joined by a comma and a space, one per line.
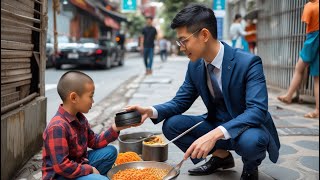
175, 26, 206, 62
75, 82, 95, 113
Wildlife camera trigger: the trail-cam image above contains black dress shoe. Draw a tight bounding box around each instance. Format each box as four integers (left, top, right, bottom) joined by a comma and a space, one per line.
188, 152, 235, 175
240, 168, 258, 180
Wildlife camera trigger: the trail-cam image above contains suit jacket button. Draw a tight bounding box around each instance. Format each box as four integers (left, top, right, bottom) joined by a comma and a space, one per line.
228, 66, 231, 69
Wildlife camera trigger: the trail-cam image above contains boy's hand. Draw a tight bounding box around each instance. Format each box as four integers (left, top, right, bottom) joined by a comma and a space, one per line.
111, 123, 136, 132
92, 166, 100, 174
125, 105, 153, 124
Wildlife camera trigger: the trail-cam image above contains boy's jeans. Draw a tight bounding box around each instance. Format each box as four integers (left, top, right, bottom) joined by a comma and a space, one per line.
57, 145, 117, 180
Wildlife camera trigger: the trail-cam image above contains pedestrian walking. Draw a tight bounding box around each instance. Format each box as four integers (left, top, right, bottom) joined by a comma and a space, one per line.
277, 0, 319, 118
42, 71, 137, 180
127, 4, 280, 180
230, 14, 255, 51
244, 18, 257, 54
140, 16, 157, 75
159, 36, 168, 62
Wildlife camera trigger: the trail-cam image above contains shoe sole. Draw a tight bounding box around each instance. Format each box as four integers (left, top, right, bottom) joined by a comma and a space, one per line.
188, 163, 235, 176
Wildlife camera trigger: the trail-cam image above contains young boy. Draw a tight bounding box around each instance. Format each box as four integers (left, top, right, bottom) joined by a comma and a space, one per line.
42, 71, 132, 180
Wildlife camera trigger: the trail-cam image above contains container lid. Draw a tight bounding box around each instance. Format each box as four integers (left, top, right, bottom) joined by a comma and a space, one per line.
115, 110, 141, 127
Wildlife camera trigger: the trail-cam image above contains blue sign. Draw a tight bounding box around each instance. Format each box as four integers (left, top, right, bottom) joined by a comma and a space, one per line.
213, 0, 225, 10
216, 17, 223, 40
122, 0, 137, 12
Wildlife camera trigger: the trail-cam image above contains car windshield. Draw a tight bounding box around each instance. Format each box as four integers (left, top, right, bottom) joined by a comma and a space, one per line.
79, 38, 96, 44
58, 36, 70, 43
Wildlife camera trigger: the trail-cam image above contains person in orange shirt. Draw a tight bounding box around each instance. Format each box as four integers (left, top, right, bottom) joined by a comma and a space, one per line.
244, 19, 257, 54
278, 0, 319, 118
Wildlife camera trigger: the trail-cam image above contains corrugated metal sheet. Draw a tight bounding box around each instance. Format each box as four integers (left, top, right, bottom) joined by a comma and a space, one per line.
257, 0, 314, 97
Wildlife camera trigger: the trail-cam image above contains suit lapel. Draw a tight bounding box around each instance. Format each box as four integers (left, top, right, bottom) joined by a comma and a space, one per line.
221, 42, 236, 117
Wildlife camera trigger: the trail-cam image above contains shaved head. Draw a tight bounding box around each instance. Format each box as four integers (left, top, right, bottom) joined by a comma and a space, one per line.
57, 71, 94, 102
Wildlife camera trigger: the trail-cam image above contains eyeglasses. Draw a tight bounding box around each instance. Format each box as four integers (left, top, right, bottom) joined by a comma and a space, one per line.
176, 29, 202, 47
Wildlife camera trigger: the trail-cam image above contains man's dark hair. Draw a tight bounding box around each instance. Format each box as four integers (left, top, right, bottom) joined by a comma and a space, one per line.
57, 70, 93, 102
235, 14, 242, 20
170, 3, 217, 39
146, 16, 153, 20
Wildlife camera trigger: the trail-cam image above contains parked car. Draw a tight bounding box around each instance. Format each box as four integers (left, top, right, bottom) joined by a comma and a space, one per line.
99, 37, 125, 67
55, 37, 123, 69
46, 37, 55, 68
125, 41, 139, 52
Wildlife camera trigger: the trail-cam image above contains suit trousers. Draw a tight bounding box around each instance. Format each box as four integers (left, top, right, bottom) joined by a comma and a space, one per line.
162, 115, 269, 172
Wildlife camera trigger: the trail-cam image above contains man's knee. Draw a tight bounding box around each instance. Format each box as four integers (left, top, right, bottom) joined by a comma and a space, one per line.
162, 115, 185, 140
236, 128, 269, 158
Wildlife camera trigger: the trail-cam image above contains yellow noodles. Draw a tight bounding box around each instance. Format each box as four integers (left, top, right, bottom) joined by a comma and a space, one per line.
112, 168, 169, 180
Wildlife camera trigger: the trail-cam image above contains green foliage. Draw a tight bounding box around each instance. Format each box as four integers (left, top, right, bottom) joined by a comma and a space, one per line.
126, 13, 145, 38
160, 0, 212, 39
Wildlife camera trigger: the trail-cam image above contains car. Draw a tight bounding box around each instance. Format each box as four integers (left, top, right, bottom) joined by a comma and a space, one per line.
55, 37, 123, 69
125, 41, 139, 52
46, 37, 55, 68
99, 37, 125, 67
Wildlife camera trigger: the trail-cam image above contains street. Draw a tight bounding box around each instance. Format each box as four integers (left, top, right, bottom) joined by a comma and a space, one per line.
44, 52, 144, 123
14, 55, 319, 180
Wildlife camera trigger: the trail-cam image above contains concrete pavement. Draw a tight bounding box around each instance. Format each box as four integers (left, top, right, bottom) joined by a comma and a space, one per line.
14, 54, 319, 180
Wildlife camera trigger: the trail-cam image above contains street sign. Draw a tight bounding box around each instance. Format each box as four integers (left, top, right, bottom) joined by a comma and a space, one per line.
213, 0, 226, 40
213, 0, 225, 10
121, 0, 137, 12
216, 17, 223, 40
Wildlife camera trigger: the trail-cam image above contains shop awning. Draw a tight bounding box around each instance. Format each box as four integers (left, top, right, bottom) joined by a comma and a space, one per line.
93, 1, 127, 22
104, 16, 120, 30
69, 0, 95, 15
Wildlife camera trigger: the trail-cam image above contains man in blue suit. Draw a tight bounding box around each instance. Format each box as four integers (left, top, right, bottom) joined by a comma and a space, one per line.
126, 4, 280, 180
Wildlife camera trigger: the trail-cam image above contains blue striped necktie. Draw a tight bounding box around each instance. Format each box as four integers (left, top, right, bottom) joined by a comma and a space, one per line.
207, 64, 223, 99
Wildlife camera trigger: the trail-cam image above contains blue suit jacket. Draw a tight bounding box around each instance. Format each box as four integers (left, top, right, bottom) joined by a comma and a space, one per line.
152, 42, 280, 163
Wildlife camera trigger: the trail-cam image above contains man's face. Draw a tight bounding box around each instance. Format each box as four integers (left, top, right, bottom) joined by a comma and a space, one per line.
147, 18, 153, 26
75, 82, 95, 114
176, 26, 205, 62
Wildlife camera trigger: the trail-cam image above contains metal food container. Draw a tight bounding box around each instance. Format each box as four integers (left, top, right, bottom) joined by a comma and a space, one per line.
142, 134, 168, 162
107, 161, 179, 180
115, 110, 141, 127
118, 132, 154, 154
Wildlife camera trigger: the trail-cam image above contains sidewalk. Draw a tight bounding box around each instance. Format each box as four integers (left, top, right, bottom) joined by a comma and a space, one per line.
15, 55, 319, 180
121, 55, 319, 180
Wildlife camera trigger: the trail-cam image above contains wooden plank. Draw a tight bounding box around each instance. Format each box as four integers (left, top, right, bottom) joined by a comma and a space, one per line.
1, 26, 32, 36
1, 58, 31, 63
1, 2, 34, 18
1, 8, 40, 24
1, 73, 32, 84
1, 79, 31, 90
1, 88, 16, 95
0, 33, 32, 44
19, 84, 30, 99
1, 91, 20, 107
2, 0, 35, 12
2, 13, 34, 27
1, 40, 34, 51
1, 50, 33, 59
1, 62, 30, 70
1, 18, 41, 32
1, 69, 31, 77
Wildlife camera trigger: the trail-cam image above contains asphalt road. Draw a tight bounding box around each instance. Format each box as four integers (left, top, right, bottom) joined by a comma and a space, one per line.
44, 52, 144, 124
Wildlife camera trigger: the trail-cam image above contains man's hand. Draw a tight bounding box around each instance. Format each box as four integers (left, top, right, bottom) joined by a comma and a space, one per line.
92, 166, 100, 174
125, 105, 153, 124
184, 128, 224, 160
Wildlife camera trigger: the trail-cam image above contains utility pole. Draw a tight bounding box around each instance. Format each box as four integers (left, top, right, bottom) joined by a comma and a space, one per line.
53, 0, 60, 55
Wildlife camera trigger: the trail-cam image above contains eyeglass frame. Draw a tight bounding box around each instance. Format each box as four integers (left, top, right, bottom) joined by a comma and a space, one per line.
176, 28, 202, 47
